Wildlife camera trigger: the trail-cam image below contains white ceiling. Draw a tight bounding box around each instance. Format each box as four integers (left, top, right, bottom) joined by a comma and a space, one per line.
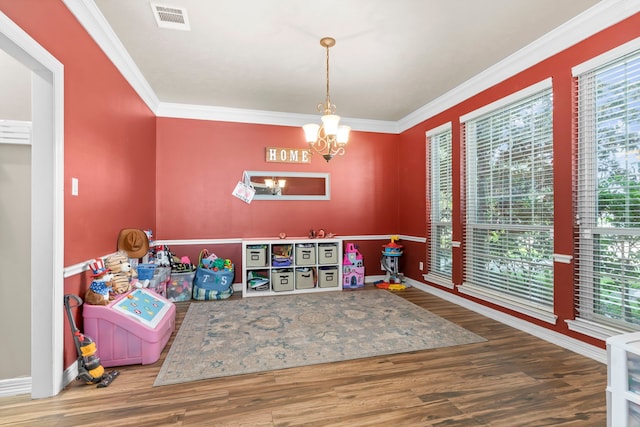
89, 0, 604, 124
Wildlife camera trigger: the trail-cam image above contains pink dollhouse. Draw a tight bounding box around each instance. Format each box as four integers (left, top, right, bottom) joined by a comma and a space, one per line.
343, 243, 365, 289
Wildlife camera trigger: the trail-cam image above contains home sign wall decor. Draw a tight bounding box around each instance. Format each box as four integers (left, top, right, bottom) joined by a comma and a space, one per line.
266, 147, 311, 164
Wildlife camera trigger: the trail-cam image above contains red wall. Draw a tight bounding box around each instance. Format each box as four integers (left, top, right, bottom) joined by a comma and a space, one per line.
155, 118, 400, 277
156, 118, 399, 239
0, 0, 157, 367
3, 0, 638, 372
398, 13, 640, 347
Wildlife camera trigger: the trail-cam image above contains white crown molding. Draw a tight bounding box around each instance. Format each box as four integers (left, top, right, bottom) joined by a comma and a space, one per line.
63, 0, 638, 135
397, 0, 640, 132
155, 102, 399, 134
62, 0, 160, 112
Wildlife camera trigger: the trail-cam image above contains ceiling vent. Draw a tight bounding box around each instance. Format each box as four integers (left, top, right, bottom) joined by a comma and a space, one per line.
150, 2, 190, 31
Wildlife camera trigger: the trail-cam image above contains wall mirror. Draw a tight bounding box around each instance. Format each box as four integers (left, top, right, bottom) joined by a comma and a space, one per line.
245, 171, 330, 200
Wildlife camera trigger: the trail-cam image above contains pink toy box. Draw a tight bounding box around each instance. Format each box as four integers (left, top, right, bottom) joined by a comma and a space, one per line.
83, 288, 176, 367
343, 243, 365, 289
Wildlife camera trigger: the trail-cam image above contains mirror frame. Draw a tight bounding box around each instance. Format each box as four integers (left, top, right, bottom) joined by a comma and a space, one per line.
245, 171, 331, 201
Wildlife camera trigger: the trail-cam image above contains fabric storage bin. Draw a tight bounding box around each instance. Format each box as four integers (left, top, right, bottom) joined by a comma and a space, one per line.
246, 245, 267, 267
318, 243, 338, 264
192, 266, 234, 300
272, 269, 294, 292
295, 267, 316, 289
295, 244, 316, 266
167, 270, 195, 301
318, 266, 339, 288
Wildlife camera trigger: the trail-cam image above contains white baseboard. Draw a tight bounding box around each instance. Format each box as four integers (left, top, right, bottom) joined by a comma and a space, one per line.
63, 361, 78, 389
0, 362, 76, 398
0, 376, 31, 398
407, 278, 607, 364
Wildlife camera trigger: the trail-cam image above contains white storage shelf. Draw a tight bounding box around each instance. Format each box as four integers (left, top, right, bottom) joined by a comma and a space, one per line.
242, 238, 343, 298
607, 331, 640, 427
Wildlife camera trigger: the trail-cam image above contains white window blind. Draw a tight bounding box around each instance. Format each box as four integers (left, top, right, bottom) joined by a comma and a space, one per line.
463, 88, 554, 310
575, 48, 640, 331
427, 124, 453, 280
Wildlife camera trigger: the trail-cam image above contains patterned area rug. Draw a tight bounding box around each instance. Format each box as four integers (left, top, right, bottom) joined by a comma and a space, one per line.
154, 290, 486, 386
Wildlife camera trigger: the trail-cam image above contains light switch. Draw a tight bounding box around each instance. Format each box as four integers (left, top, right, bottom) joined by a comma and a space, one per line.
71, 178, 78, 196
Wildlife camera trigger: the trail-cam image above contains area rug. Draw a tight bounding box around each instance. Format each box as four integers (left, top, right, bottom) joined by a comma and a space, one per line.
154, 290, 486, 386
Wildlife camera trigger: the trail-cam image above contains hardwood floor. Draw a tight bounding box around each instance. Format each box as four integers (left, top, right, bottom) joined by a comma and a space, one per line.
0, 286, 608, 426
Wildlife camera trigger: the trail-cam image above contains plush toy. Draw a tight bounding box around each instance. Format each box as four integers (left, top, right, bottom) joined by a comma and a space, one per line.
84, 280, 111, 305
88, 258, 110, 278
155, 250, 169, 267
104, 251, 134, 294
212, 258, 225, 271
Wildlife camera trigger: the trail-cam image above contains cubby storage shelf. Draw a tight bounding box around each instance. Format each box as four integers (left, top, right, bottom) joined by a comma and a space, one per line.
607, 331, 640, 427
242, 238, 342, 298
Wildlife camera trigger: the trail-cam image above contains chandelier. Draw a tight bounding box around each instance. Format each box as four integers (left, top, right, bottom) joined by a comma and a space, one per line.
264, 177, 286, 195
302, 37, 350, 162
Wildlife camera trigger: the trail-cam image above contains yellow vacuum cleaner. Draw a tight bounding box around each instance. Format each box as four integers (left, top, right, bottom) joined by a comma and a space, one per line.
64, 294, 119, 388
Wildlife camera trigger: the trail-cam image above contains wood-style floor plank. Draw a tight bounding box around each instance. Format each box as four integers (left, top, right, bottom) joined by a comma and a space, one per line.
0, 286, 608, 426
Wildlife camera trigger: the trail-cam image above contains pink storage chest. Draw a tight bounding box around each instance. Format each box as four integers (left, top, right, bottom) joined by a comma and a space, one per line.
83, 288, 176, 367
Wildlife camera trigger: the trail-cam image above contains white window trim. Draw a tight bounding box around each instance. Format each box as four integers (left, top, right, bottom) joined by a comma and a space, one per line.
566, 318, 630, 341
427, 123, 453, 282
422, 273, 454, 290
460, 78, 553, 123
463, 85, 555, 315
426, 121, 452, 137
572, 35, 640, 76
459, 282, 558, 325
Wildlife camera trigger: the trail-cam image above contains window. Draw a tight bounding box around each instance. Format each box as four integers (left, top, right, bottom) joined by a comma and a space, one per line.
426, 123, 453, 285
460, 80, 555, 322
575, 46, 640, 333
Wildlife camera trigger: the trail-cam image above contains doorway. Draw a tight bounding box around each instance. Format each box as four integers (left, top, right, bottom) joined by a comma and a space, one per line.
0, 11, 64, 398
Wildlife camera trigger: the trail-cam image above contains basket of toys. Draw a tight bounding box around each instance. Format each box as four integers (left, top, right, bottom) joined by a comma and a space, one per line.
192, 249, 234, 300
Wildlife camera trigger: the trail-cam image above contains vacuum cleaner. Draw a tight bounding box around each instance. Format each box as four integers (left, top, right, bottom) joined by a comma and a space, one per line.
64, 294, 120, 388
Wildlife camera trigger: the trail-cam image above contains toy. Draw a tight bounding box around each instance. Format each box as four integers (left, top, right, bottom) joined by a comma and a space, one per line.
105, 251, 134, 294
343, 243, 365, 289
381, 236, 404, 285
155, 249, 171, 267
374, 281, 406, 291
64, 294, 120, 387
84, 280, 111, 305
88, 258, 110, 278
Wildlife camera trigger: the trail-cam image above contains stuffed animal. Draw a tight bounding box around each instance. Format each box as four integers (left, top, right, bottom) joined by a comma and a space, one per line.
155, 250, 171, 267
84, 280, 111, 305
88, 258, 110, 278
104, 251, 134, 294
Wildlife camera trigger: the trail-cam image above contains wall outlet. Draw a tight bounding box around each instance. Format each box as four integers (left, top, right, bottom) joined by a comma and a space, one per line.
419, 261, 424, 271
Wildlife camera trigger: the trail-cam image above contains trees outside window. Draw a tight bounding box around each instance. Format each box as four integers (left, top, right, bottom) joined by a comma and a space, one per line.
576, 49, 640, 330
463, 85, 554, 312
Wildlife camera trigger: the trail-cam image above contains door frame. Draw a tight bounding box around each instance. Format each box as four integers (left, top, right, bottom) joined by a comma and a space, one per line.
0, 11, 65, 398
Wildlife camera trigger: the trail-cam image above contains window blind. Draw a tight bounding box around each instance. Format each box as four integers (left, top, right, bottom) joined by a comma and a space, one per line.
427, 125, 453, 278
463, 88, 554, 309
575, 48, 640, 331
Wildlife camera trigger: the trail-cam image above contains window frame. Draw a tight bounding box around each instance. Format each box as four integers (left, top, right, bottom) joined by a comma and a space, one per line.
459, 79, 557, 324
425, 122, 454, 288
570, 37, 640, 338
